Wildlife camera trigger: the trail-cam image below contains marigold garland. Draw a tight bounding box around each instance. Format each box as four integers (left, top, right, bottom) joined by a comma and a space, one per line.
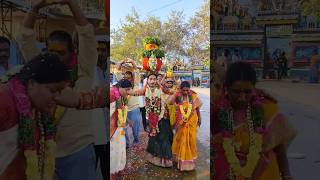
117, 107, 128, 127
145, 44, 159, 51
179, 104, 192, 122
43, 140, 56, 180
176, 91, 193, 124
222, 132, 263, 178
217, 94, 265, 178
8, 77, 56, 180
115, 92, 128, 136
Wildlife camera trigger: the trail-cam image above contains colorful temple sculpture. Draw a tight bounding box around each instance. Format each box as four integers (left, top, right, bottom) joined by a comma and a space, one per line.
212, 0, 320, 79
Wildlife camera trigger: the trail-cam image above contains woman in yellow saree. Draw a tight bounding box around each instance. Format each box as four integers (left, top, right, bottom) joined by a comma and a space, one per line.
212, 62, 296, 180
168, 81, 202, 171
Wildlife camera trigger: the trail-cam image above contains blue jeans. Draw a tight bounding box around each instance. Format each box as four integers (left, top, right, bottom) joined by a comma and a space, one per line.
55, 144, 97, 180
125, 108, 142, 145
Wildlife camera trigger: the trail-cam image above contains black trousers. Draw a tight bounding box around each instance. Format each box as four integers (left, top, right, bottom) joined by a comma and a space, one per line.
140, 107, 148, 131
94, 143, 109, 180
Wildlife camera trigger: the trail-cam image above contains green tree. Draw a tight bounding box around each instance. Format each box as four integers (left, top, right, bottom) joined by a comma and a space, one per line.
111, 8, 163, 63
300, 0, 320, 19
111, 0, 210, 68
162, 11, 189, 61
186, 0, 210, 66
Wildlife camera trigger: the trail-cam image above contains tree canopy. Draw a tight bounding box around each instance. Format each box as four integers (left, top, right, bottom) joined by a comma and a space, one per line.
111, 0, 209, 68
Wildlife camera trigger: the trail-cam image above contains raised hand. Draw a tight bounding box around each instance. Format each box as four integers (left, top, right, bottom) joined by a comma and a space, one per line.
126, 58, 136, 65
125, 58, 134, 63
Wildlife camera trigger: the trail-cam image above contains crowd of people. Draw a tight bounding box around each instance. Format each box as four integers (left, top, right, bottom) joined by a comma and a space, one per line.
109, 59, 203, 179
1, 0, 313, 180
216, 49, 290, 80
0, 9, 204, 177
215, 47, 320, 84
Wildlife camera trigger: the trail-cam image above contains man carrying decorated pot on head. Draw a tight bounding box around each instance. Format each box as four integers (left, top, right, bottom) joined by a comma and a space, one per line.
128, 71, 174, 167
126, 36, 175, 167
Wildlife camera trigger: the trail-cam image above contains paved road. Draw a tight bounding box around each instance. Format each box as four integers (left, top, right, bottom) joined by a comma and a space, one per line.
193, 88, 211, 179
193, 88, 210, 148
257, 81, 320, 179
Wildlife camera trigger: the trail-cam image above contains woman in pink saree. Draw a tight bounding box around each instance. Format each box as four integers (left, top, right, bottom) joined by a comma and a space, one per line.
109, 79, 132, 179
0, 53, 69, 180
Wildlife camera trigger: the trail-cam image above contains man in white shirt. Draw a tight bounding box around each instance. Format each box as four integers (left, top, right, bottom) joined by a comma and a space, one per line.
124, 71, 142, 146
139, 74, 148, 131
0, 36, 10, 77
92, 41, 108, 180
17, 1, 98, 179
116, 59, 143, 147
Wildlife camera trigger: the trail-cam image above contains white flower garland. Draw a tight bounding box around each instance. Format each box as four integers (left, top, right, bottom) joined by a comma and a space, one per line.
145, 85, 162, 117
148, 56, 157, 71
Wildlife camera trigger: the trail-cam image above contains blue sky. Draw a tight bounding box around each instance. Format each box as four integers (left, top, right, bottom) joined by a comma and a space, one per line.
111, 0, 206, 29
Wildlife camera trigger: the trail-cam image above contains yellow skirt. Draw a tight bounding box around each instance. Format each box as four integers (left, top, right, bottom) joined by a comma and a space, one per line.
172, 112, 198, 171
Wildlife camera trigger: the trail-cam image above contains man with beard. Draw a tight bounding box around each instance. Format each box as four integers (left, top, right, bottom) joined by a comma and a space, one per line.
0, 36, 10, 77
127, 72, 175, 167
